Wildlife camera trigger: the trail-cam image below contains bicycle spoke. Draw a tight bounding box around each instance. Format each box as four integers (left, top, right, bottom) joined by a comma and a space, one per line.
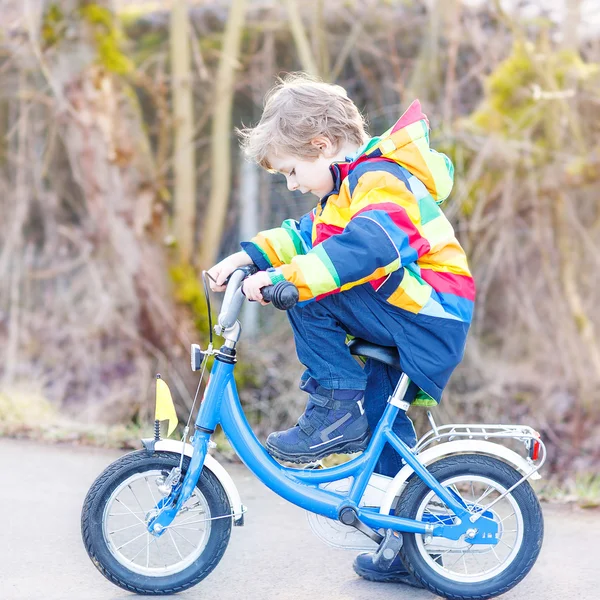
450, 484, 462, 498
128, 484, 147, 516
114, 498, 145, 525
166, 527, 184, 560
446, 484, 464, 509
152, 535, 168, 569
443, 499, 455, 520
116, 529, 149, 552
128, 533, 152, 565
437, 548, 455, 561
145, 478, 159, 506
423, 509, 447, 524
499, 511, 516, 524
109, 511, 145, 517
171, 505, 218, 528
474, 486, 494, 506
109, 521, 145, 535
171, 525, 197, 548
447, 548, 469, 570
497, 537, 515, 551
169, 518, 210, 528
468, 545, 486, 571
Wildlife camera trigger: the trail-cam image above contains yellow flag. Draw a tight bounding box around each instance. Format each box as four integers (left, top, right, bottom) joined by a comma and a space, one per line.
155, 375, 178, 437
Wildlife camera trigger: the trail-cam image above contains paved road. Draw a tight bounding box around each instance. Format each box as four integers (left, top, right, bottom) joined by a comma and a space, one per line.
1, 438, 598, 600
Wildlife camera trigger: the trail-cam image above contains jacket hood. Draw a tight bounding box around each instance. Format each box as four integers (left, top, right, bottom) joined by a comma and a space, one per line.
359, 100, 454, 204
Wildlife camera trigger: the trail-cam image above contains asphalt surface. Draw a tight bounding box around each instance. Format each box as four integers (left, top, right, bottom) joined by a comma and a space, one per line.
1, 437, 598, 600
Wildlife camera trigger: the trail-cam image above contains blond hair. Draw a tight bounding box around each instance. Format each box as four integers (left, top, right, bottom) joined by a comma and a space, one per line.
238, 73, 368, 169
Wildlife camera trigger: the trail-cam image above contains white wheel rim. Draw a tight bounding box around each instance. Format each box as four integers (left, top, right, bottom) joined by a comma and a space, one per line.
414, 475, 524, 583
102, 470, 211, 577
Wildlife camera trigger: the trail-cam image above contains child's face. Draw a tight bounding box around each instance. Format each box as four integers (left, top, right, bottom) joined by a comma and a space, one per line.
267, 152, 336, 199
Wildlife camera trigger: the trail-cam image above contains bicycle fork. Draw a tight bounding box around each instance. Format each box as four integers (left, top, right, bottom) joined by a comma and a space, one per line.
147, 357, 230, 535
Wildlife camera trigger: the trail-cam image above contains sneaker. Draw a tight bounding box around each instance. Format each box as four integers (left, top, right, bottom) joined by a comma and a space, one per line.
265, 388, 370, 463
354, 552, 442, 587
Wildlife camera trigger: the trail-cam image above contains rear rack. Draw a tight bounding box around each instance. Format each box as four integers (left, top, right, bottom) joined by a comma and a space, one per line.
416, 412, 547, 476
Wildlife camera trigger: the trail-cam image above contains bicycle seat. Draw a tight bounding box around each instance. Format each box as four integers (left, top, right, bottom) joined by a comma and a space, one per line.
347, 338, 401, 371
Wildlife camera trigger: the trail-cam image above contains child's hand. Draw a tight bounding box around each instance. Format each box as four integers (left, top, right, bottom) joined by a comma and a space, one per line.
207, 251, 252, 292
242, 271, 273, 305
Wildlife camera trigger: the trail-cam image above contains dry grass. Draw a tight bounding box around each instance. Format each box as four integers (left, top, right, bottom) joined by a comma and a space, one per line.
0, 385, 153, 449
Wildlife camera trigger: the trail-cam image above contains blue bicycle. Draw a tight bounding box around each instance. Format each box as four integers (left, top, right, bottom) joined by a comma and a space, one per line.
81, 267, 545, 599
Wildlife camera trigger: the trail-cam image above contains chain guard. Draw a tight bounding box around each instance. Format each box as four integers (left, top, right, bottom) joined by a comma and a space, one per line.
305, 477, 387, 551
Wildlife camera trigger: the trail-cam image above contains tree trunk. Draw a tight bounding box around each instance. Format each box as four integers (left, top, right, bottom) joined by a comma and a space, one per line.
563, 0, 582, 53
170, 0, 196, 263
199, 0, 247, 269
284, 0, 319, 78
2, 71, 28, 387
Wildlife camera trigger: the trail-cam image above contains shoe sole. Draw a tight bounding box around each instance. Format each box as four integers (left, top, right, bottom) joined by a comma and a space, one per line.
265, 430, 370, 463
353, 563, 423, 587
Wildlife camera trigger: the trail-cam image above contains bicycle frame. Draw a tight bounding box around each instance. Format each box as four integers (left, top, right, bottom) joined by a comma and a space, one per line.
148, 357, 499, 545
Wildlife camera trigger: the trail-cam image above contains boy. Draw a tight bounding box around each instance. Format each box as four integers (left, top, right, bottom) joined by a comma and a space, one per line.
208, 74, 474, 585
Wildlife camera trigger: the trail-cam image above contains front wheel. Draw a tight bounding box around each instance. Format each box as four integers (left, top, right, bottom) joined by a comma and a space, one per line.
396, 454, 543, 600
81, 450, 232, 595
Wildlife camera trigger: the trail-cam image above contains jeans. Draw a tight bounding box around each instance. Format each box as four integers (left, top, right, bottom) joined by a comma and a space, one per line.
287, 284, 420, 476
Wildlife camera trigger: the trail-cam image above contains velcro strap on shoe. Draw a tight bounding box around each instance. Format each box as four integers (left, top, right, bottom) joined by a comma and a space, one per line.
298, 414, 317, 436
307, 392, 335, 408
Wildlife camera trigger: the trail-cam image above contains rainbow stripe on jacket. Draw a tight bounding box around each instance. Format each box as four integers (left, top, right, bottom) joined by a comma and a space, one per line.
242, 100, 475, 326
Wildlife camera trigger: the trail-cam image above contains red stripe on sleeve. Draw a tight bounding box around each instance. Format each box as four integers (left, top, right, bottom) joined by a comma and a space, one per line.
370, 276, 388, 291
314, 222, 344, 245
419, 268, 476, 301
315, 289, 340, 302
352, 202, 431, 258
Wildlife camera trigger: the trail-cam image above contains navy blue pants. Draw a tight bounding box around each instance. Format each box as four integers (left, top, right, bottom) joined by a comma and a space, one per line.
287, 284, 422, 477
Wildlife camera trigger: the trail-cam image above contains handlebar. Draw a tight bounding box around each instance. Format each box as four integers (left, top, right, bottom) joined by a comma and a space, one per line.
217, 267, 299, 330
261, 281, 299, 310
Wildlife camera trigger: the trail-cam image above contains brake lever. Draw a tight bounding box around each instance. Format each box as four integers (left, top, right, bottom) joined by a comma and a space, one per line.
206, 264, 257, 288
229, 264, 258, 282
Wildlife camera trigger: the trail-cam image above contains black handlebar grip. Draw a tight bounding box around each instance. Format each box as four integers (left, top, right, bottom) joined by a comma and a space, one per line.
261, 281, 299, 310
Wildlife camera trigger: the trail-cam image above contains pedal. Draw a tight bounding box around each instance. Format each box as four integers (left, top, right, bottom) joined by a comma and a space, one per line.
372, 529, 403, 570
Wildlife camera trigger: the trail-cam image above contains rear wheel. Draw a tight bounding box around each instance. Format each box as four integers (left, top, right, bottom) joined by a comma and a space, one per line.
81, 450, 231, 594
396, 455, 543, 600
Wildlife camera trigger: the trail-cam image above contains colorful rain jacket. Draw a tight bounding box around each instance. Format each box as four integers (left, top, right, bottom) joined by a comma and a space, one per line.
241, 100, 475, 404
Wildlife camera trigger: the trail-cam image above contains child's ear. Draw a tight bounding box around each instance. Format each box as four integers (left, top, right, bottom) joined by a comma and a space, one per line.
310, 136, 334, 157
